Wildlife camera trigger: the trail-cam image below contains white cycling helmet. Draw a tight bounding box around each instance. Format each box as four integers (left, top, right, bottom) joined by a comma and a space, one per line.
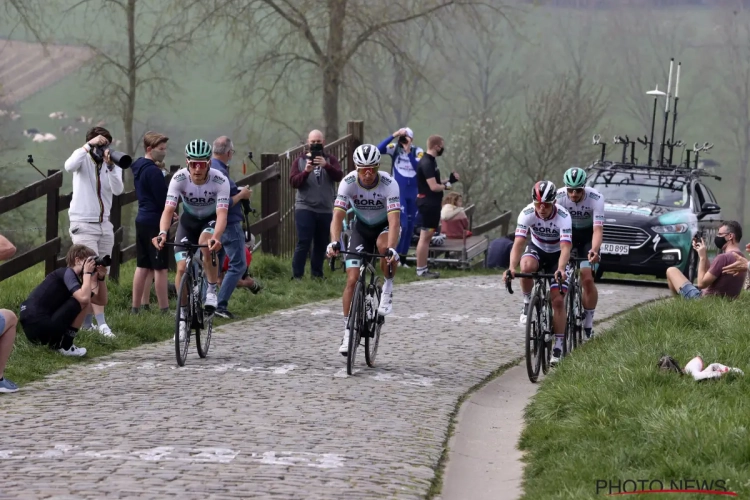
353, 144, 381, 167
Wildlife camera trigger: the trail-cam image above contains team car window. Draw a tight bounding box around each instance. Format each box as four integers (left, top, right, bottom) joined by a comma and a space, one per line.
590, 172, 688, 208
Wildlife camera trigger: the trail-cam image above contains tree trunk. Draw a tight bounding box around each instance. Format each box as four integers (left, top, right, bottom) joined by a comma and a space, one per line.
739, 134, 749, 227
323, 69, 341, 140
125, 0, 137, 158
322, 0, 346, 140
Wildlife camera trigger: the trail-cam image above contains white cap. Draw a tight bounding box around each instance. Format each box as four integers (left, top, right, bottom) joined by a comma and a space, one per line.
404, 127, 414, 139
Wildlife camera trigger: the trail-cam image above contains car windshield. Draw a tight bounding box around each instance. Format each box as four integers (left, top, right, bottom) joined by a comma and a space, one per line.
589, 172, 689, 208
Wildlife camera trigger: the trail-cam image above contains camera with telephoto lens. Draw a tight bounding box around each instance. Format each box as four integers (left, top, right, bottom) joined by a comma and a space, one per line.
90, 145, 132, 169
309, 143, 324, 159
398, 135, 409, 145
94, 255, 112, 267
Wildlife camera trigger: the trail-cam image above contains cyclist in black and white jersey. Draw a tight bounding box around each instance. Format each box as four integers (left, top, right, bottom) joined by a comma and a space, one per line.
153, 139, 230, 329
503, 180, 572, 365
556, 167, 604, 339
327, 144, 401, 356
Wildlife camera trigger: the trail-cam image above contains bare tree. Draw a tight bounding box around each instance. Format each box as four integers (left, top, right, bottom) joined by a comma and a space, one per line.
206, 0, 503, 140
712, 7, 750, 226
3, 0, 48, 45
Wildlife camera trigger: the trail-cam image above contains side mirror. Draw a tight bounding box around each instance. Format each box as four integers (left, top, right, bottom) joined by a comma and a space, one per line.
697, 202, 721, 220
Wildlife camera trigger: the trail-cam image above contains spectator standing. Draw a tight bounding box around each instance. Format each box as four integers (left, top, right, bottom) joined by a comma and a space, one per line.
19, 244, 107, 357
64, 126, 123, 337
130, 132, 171, 315
211, 136, 252, 319
0, 234, 18, 393
666, 221, 746, 299
289, 129, 344, 279
378, 127, 423, 263
415, 135, 460, 278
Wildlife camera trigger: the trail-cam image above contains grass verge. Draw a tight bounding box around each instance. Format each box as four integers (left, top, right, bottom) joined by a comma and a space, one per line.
1, 255, 497, 387
518, 294, 750, 500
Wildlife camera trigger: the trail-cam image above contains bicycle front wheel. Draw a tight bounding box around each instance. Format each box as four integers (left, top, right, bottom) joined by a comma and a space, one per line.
564, 284, 576, 356
196, 283, 213, 359
525, 293, 543, 383
347, 280, 365, 375
175, 273, 193, 367
365, 278, 383, 367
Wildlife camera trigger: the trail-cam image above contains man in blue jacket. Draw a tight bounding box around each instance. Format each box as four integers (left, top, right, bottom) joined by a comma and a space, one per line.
131, 132, 171, 314
211, 136, 252, 319
378, 127, 423, 263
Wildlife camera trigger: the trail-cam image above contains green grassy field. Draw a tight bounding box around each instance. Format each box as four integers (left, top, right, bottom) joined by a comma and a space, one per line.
519, 294, 750, 499
0, 255, 498, 388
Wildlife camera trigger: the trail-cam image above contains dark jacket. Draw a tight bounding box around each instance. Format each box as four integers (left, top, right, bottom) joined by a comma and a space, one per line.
132, 157, 168, 226
289, 152, 344, 213
210, 158, 243, 225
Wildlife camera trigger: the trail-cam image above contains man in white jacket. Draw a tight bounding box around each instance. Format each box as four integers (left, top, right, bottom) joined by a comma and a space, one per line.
64, 126, 124, 337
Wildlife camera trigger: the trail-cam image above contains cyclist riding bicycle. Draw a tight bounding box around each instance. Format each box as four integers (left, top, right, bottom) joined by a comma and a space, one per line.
152, 139, 230, 333
327, 144, 401, 356
503, 180, 572, 365
556, 167, 604, 339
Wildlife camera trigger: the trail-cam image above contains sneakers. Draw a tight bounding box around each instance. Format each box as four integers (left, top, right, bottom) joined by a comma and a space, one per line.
550, 347, 562, 366
174, 322, 188, 342
58, 345, 87, 357
377, 291, 393, 316
204, 291, 218, 310
215, 309, 234, 319
417, 270, 439, 279
339, 328, 350, 356
98, 324, 115, 338
585, 328, 594, 339
0, 378, 19, 393
519, 303, 529, 325
249, 281, 262, 294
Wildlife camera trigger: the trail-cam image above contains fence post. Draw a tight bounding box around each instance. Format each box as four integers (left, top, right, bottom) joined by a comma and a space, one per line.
45, 169, 60, 275
260, 153, 280, 255
346, 120, 364, 174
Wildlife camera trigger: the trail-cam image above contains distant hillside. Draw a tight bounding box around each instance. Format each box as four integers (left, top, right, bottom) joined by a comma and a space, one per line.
0, 39, 93, 105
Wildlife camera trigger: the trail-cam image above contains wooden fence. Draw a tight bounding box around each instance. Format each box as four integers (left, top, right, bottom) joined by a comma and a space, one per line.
0, 120, 364, 283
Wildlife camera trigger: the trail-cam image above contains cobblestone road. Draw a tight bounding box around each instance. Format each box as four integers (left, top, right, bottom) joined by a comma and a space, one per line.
0, 277, 670, 499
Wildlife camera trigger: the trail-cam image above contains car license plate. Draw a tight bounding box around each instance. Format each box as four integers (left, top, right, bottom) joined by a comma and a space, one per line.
601, 243, 629, 255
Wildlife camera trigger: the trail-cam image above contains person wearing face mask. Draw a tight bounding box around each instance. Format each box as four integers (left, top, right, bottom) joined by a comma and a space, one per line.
131, 132, 172, 315
665, 220, 747, 300
415, 135, 460, 279
19, 244, 108, 357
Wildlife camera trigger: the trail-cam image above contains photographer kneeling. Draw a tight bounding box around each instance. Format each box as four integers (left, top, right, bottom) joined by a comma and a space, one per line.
18, 245, 109, 357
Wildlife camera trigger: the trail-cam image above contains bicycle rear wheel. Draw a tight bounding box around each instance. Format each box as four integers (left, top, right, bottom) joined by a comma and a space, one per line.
540, 296, 553, 375
564, 283, 576, 356
365, 278, 383, 367
195, 277, 213, 358
175, 272, 193, 367
574, 283, 584, 345
525, 293, 543, 383
347, 280, 365, 375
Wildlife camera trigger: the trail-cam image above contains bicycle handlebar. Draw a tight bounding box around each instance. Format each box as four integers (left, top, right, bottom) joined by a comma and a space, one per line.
504, 272, 564, 295
157, 238, 217, 267
328, 249, 394, 276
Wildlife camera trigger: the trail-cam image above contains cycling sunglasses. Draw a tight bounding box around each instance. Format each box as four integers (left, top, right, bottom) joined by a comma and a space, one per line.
187, 160, 209, 169
567, 188, 584, 194
356, 166, 379, 174
533, 201, 554, 210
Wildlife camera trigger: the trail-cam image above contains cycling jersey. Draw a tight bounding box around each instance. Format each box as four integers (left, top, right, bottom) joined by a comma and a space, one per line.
555, 187, 605, 231
165, 168, 231, 218
514, 203, 573, 253
334, 171, 401, 227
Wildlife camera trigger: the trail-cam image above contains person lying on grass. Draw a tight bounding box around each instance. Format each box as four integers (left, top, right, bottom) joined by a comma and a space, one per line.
666, 220, 746, 300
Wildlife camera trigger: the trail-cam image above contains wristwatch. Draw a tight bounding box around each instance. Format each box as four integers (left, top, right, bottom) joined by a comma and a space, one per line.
445, 182, 452, 190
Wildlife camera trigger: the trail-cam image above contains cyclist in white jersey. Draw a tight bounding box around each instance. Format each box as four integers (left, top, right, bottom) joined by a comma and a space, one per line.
153, 139, 230, 318
556, 167, 604, 339
327, 144, 401, 356
503, 180, 572, 365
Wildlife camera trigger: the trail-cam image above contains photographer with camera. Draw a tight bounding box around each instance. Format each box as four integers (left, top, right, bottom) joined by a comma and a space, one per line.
289, 129, 343, 280
19, 244, 109, 357
378, 127, 424, 264
210, 136, 252, 319
130, 131, 171, 315
64, 126, 129, 338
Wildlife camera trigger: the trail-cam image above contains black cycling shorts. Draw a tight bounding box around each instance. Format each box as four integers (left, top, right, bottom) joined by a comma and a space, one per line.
345, 221, 399, 269
571, 228, 595, 270
174, 212, 216, 262
522, 242, 567, 291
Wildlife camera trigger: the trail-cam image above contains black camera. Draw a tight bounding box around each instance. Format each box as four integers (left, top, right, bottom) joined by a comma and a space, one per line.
309, 143, 324, 159
94, 255, 112, 267
398, 135, 409, 145
90, 145, 132, 169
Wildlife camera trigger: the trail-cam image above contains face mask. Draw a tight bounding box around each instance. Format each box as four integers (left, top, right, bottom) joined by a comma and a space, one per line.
714, 235, 727, 251
151, 149, 166, 162
437, 146, 445, 157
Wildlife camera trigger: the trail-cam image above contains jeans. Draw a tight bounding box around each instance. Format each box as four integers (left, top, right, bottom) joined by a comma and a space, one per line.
396, 194, 417, 256
292, 209, 332, 278
217, 222, 247, 310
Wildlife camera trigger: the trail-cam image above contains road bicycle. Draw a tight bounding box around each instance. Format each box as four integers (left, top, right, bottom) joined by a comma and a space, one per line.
159, 239, 217, 367
329, 248, 393, 375
563, 251, 590, 355
505, 271, 564, 383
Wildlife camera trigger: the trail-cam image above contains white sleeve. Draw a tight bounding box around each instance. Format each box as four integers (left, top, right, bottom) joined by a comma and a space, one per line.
559, 210, 573, 244
515, 207, 533, 238
386, 178, 401, 214
216, 176, 230, 211
165, 172, 184, 208
334, 177, 351, 212
592, 192, 605, 227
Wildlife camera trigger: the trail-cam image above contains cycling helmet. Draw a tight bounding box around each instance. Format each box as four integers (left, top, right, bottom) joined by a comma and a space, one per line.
185, 139, 212, 160
353, 144, 381, 166
563, 167, 587, 189
531, 180, 557, 203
